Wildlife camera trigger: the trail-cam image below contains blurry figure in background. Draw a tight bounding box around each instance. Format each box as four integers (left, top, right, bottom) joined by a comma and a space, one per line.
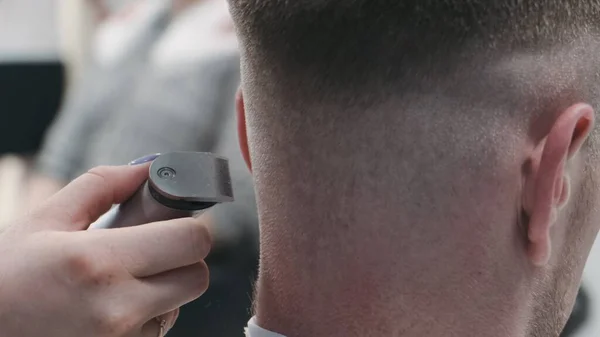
25, 0, 174, 211
30, 1, 257, 336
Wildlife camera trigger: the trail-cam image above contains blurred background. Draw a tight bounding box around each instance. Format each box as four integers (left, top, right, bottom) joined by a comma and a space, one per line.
0, 1, 596, 336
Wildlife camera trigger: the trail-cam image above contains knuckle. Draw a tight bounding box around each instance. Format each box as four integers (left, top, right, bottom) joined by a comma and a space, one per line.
83, 166, 115, 192
64, 247, 114, 286
64, 247, 94, 276
86, 166, 112, 182
187, 220, 212, 260
83, 167, 112, 192
94, 305, 137, 336
191, 261, 210, 295
78, 166, 115, 223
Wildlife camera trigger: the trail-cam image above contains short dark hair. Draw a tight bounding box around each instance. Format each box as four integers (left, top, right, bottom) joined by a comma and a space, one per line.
230, 1, 600, 93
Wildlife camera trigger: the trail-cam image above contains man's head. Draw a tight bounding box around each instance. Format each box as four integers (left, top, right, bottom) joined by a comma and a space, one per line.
231, 1, 600, 336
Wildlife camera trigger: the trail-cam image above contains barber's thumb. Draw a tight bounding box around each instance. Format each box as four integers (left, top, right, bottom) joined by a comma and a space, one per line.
33, 155, 160, 231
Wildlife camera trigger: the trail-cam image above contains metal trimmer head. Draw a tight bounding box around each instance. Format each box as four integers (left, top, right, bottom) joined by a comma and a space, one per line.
148, 152, 234, 211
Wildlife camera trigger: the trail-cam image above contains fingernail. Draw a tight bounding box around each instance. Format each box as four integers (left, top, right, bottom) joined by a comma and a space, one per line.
129, 153, 161, 165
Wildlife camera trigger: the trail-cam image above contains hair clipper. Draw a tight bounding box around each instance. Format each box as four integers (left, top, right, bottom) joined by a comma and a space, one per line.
89, 152, 234, 229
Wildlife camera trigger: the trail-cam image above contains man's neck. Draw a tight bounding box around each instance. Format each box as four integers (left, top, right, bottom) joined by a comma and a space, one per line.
254, 272, 526, 337
252, 233, 530, 337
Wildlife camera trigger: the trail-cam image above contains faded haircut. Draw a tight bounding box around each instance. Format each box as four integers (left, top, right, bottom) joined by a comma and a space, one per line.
230, 1, 600, 147
229, 1, 600, 89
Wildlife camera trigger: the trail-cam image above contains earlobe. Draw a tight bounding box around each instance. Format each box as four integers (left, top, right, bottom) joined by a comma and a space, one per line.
236, 88, 252, 172
524, 103, 594, 266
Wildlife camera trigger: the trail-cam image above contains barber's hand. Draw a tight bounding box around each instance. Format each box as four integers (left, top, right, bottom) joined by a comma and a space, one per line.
0, 164, 211, 337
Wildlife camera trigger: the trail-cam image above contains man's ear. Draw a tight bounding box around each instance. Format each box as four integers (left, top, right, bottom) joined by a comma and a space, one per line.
523, 103, 595, 266
236, 88, 252, 172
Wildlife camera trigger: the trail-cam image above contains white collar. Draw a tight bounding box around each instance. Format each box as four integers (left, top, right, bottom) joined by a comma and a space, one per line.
245, 317, 287, 337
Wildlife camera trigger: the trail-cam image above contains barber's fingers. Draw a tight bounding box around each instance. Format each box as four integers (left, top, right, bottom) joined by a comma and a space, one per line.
135, 263, 209, 320
33, 164, 151, 231
92, 217, 211, 277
